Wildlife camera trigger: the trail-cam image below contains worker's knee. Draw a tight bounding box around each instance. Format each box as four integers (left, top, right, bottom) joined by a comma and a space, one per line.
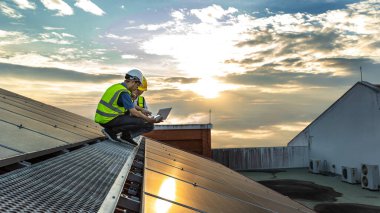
145, 123, 154, 131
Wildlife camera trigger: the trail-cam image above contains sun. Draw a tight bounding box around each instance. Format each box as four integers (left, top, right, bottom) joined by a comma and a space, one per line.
181, 77, 238, 99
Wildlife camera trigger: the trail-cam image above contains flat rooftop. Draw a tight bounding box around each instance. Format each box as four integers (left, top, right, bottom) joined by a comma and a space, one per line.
240, 168, 380, 213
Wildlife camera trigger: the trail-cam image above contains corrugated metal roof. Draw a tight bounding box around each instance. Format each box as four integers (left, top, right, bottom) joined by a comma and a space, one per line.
0, 140, 136, 212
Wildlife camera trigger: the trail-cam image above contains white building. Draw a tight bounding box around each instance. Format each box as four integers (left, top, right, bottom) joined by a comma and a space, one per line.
288, 81, 380, 178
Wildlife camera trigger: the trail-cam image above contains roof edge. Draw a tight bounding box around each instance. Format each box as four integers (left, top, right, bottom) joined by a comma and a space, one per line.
153, 123, 213, 130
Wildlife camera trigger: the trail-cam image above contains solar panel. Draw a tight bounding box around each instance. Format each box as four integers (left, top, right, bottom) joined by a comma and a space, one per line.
145, 158, 259, 204
143, 139, 314, 213
0, 89, 101, 129
142, 194, 198, 213
145, 145, 258, 185
0, 93, 102, 135
0, 88, 103, 166
143, 169, 273, 213
0, 119, 67, 154
0, 145, 21, 160
0, 108, 88, 144
0, 100, 98, 139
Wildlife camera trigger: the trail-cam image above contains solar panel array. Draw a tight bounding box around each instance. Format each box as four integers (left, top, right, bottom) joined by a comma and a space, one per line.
0, 88, 103, 166
142, 139, 315, 213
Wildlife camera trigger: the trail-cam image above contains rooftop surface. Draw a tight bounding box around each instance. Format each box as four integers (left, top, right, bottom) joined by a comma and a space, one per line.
240, 168, 380, 212
0, 87, 315, 212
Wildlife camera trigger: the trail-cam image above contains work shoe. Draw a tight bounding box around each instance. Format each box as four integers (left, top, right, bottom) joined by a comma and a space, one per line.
120, 133, 138, 146
101, 129, 121, 143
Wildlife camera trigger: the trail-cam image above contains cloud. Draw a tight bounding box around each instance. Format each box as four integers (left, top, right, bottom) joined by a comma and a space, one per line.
212, 123, 308, 148
165, 112, 209, 125
0, 78, 104, 119
11, 0, 36, 10
122, 54, 138, 59
171, 10, 185, 21
214, 129, 274, 140
43, 26, 65, 30
139, 1, 380, 83
212, 121, 311, 148
219, 65, 356, 87
190, 4, 238, 24
273, 122, 310, 132
38, 32, 75, 44
74, 0, 105, 16
1, 1, 379, 148
0, 29, 29, 46
0, 2, 23, 19
138, 6, 260, 79
0, 62, 121, 83
163, 77, 199, 84
104, 33, 132, 41
0, 51, 136, 77
130, 22, 177, 31
40, 0, 73, 16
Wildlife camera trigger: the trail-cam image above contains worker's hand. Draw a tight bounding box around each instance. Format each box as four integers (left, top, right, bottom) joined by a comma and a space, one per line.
147, 117, 157, 123
153, 115, 164, 123
156, 117, 164, 123
142, 109, 152, 116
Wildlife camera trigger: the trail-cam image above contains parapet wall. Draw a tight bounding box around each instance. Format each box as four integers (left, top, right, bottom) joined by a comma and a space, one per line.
212, 146, 309, 170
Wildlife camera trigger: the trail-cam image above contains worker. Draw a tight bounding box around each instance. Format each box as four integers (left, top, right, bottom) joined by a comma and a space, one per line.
132, 76, 151, 115
95, 69, 161, 145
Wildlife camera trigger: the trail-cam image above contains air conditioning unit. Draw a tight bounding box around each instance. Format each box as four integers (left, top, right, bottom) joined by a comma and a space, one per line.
341, 166, 358, 184
361, 164, 379, 190
309, 160, 321, 174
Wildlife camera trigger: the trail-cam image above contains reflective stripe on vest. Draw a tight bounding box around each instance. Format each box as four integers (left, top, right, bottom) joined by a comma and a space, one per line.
95, 83, 131, 124
137, 96, 145, 108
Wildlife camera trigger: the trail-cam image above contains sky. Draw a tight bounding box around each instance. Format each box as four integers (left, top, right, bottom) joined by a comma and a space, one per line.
0, 0, 379, 148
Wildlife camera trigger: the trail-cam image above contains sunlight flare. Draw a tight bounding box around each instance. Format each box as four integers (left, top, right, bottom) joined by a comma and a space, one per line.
181, 77, 239, 98
154, 178, 176, 213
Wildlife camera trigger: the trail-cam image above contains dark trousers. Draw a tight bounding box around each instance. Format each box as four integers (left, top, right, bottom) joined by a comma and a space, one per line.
101, 114, 154, 138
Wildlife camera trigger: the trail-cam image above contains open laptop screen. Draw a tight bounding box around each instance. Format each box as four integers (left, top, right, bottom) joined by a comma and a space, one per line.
156, 107, 172, 120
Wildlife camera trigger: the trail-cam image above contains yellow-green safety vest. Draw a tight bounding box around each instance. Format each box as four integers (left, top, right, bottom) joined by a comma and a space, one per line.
137, 96, 146, 108
95, 83, 131, 124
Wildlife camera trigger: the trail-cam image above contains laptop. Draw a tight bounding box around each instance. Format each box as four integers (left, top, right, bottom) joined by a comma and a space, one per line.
153, 107, 172, 121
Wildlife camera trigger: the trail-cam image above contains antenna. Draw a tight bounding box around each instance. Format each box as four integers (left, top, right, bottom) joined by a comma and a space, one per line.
209, 109, 212, 124
360, 66, 363, 82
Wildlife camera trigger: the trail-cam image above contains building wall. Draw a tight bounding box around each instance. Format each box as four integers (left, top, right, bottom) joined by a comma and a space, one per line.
288, 83, 380, 176
212, 146, 309, 170
144, 127, 211, 157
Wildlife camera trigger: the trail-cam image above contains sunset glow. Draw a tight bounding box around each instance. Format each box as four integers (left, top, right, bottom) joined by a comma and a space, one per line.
0, 0, 379, 148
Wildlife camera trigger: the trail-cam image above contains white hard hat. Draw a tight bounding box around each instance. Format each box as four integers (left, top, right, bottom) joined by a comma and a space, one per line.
125, 69, 143, 84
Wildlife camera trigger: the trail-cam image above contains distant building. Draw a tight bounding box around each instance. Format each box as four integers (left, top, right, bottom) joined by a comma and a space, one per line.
288, 81, 380, 176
